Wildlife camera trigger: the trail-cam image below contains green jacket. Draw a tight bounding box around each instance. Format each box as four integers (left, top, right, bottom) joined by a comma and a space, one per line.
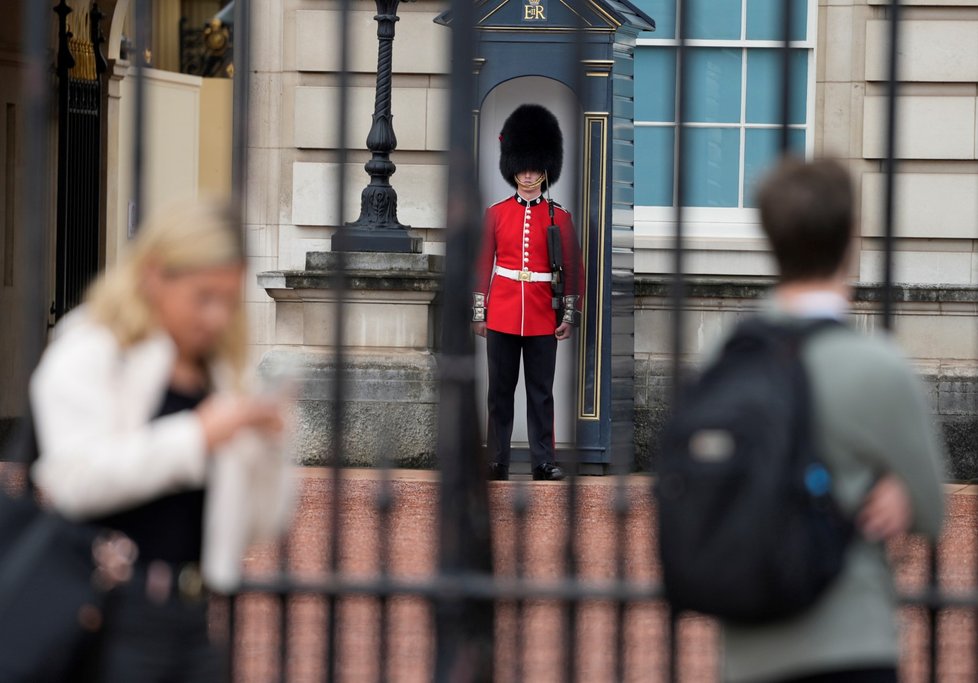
722, 314, 946, 683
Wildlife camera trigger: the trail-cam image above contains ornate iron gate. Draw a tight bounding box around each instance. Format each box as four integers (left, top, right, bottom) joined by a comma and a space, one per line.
52, 0, 106, 321
11, 0, 978, 681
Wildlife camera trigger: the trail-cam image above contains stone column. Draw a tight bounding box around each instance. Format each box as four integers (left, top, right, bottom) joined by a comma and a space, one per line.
102, 58, 129, 267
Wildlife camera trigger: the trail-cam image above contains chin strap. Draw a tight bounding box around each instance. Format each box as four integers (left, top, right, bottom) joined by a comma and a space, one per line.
515, 174, 546, 191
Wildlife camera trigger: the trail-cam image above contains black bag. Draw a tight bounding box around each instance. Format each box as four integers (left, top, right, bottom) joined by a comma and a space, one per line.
0, 411, 136, 682
656, 317, 853, 624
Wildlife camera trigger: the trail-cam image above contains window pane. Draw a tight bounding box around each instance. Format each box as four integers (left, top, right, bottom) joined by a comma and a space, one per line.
633, 0, 676, 38
745, 49, 808, 125
683, 127, 740, 207
635, 126, 675, 206
743, 128, 806, 208
635, 48, 676, 122
685, 48, 742, 124
686, 0, 741, 40
746, 0, 808, 41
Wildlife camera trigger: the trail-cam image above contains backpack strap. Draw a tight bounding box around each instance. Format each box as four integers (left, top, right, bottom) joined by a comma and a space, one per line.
795, 316, 846, 339
730, 315, 845, 349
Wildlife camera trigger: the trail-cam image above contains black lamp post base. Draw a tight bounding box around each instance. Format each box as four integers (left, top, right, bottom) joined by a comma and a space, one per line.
332, 227, 422, 254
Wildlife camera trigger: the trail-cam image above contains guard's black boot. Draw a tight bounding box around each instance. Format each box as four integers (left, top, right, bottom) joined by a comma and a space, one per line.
532, 462, 565, 481
489, 463, 509, 481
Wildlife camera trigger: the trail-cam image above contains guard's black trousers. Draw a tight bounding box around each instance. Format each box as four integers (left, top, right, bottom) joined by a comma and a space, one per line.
486, 330, 558, 469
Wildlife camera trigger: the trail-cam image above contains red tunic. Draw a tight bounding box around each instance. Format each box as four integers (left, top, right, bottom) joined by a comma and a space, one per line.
475, 194, 585, 337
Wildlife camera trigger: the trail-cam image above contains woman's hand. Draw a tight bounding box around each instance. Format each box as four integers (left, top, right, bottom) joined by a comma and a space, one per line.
196, 394, 285, 451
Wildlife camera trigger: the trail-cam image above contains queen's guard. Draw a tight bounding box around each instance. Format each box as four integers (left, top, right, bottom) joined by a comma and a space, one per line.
472, 104, 585, 481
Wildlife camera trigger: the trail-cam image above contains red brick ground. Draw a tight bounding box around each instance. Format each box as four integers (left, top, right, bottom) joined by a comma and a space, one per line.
228, 471, 978, 683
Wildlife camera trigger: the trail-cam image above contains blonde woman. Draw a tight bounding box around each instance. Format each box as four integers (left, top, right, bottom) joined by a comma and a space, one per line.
29, 199, 294, 681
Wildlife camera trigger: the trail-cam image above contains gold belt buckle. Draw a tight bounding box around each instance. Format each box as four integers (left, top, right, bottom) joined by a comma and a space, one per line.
518, 269, 532, 282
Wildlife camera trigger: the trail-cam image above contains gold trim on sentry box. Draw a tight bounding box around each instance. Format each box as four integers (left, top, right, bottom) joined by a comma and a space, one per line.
587, 0, 621, 27
474, 0, 621, 29
478, 26, 616, 33
479, 0, 511, 24
472, 110, 480, 167
578, 113, 607, 421
556, 0, 595, 27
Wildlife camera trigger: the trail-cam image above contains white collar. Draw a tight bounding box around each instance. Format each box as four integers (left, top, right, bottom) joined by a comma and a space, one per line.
774, 289, 850, 320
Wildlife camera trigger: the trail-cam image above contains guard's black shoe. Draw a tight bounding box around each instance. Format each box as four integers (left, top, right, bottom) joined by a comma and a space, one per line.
532, 462, 565, 481
489, 463, 510, 481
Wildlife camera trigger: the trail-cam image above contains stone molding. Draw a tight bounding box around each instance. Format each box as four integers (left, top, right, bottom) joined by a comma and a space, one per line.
260, 253, 443, 302
634, 276, 978, 304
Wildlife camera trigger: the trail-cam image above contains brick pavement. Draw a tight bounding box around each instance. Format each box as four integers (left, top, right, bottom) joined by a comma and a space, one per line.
228, 470, 977, 683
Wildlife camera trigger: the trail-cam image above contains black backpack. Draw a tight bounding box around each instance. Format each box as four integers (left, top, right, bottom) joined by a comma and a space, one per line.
656, 316, 854, 624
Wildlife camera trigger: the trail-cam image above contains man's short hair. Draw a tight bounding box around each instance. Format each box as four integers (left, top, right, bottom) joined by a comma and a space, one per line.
756, 157, 854, 282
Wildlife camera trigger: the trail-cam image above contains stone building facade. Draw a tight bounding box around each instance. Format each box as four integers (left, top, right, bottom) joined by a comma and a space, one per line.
1, 0, 975, 476
243, 0, 977, 476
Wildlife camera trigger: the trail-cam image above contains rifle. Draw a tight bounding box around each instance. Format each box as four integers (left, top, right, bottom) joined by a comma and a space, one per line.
545, 172, 565, 324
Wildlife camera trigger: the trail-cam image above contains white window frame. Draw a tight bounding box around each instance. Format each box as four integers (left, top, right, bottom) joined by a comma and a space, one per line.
633, 0, 818, 248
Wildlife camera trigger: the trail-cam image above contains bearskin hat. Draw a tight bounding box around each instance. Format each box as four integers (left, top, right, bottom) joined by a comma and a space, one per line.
498, 104, 563, 190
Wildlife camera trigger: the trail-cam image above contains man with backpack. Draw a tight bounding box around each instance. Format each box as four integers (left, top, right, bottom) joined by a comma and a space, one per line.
657, 158, 945, 682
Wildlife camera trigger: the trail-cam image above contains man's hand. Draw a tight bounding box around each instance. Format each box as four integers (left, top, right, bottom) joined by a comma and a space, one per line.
858, 474, 913, 542
555, 322, 573, 341
472, 322, 487, 338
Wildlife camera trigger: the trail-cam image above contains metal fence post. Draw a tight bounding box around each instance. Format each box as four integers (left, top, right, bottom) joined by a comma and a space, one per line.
325, 0, 353, 675
433, 0, 494, 675
667, 0, 690, 677
21, 0, 53, 375
130, 0, 148, 231
881, 0, 900, 333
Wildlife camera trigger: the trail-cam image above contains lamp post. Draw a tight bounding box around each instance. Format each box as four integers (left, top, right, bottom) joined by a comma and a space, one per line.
333, 0, 422, 253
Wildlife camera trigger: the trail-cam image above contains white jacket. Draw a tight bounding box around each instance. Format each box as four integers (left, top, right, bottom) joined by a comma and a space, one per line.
29, 310, 295, 592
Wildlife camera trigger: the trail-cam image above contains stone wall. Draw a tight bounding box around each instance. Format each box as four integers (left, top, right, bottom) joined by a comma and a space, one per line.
256, 265, 978, 479
263, 348, 440, 468
634, 277, 978, 481
259, 252, 443, 468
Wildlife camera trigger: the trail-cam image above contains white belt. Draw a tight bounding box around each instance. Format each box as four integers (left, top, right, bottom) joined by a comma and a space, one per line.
494, 266, 553, 283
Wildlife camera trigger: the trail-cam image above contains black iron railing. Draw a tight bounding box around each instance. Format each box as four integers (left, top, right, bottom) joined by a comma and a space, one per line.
12, 0, 978, 681
52, 0, 106, 321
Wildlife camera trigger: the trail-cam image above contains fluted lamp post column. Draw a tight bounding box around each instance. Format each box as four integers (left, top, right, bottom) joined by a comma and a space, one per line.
332, 0, 422, 253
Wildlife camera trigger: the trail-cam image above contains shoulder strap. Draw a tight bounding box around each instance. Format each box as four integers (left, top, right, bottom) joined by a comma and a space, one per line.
796, 317, 845, 338
548, 199, 569, 217
794, 318, 847, 344
733, 315, 845, 340
724, 315, 845, 358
